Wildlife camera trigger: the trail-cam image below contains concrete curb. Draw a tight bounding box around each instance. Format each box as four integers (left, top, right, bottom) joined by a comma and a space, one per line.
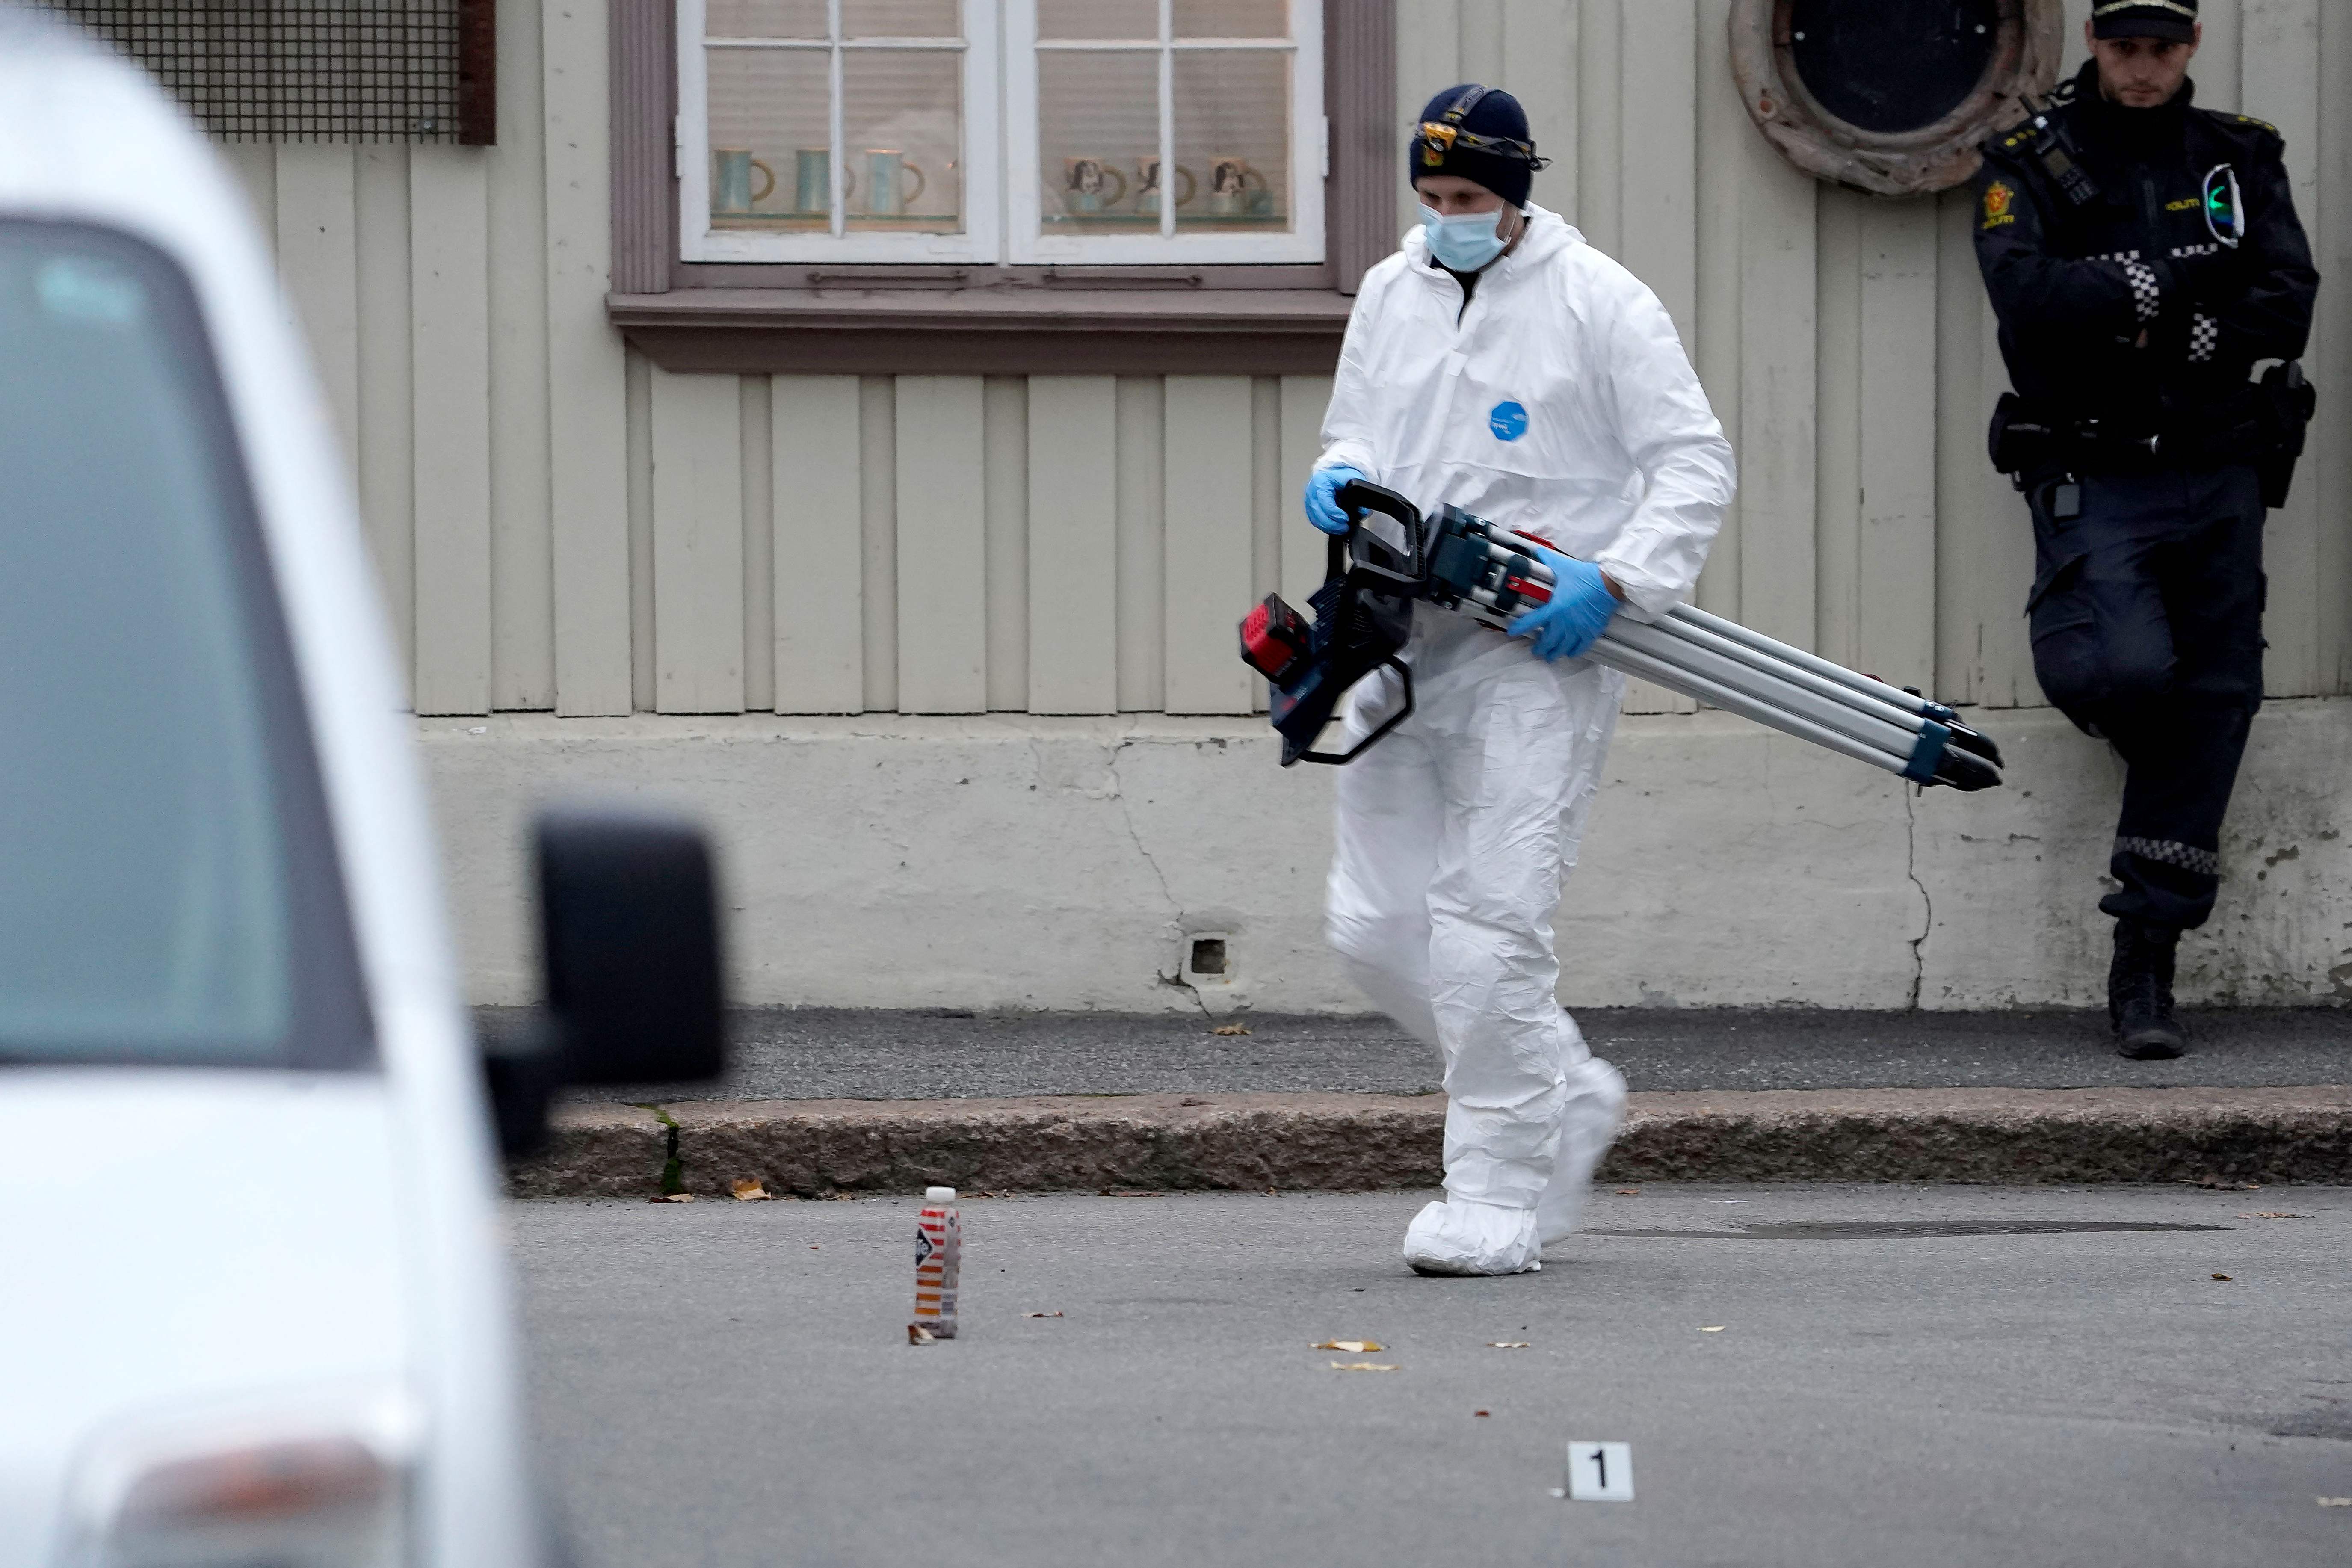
507, 1086, 2352, 1198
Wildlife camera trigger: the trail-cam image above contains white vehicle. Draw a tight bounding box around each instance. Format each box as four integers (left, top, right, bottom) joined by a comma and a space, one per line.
0, 11, 722, 1567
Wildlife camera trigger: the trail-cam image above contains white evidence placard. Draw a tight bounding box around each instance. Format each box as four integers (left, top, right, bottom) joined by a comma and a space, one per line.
1565, 1441, 1634, 1501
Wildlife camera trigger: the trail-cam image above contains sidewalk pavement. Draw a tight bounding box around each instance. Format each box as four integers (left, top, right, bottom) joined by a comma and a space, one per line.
492, 1007, 2352, 1197
483, 1005, 2352, 1102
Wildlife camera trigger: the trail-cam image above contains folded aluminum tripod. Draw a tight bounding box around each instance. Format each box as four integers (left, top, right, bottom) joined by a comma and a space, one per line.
1242, 481, 2003, 789
1421, 504, 2004, 791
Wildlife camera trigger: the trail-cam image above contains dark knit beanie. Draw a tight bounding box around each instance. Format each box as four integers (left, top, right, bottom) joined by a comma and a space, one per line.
1409, 84, 1540, 209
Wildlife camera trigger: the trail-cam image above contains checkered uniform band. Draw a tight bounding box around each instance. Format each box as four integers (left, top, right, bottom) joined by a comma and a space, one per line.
2119, 258, 2163, 323
2187, 312, 2219, 361
2116, 836, 2220, 878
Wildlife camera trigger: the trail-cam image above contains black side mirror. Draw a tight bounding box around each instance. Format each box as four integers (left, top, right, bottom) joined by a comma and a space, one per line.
484, 805, 728, 1158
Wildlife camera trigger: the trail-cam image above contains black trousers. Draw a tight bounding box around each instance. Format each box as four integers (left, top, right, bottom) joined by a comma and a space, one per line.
2024, 464, 2265, 932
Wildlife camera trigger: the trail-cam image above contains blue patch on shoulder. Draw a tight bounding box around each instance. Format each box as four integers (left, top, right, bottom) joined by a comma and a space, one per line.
1488, 400, 1529, 442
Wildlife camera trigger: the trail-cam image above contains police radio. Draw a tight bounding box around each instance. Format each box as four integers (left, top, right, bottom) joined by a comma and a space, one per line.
2018, 92, 2100, 208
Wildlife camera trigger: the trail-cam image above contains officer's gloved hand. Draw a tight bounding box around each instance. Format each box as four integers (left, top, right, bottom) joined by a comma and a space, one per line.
1509, 547, 1620, 662
1304, 465, 1369, 536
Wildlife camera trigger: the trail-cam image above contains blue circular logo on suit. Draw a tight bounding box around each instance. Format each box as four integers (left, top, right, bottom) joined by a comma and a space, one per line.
1489, 400, 1529, 441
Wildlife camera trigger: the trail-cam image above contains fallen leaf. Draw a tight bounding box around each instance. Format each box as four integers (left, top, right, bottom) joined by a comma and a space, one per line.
1615, 1188, 1641, 1196
1329, 1361, 1399, 1372
1211, 1024, 1252, 1036
649, 1193, 696, 1204
2212, 1273, 2233, 1281
1487, 1342, 1531, 1349
1314, 1340, 1385, 1353
808, 1245, 820, 1250
1473, 1409, 1490, 1417
908, 1325, 936, 1345
731, 1179, 771, 1201
1024, 1311, 1064, 1318
2318, 1497, 2352, 1507
1698, 1326, 1727, 1333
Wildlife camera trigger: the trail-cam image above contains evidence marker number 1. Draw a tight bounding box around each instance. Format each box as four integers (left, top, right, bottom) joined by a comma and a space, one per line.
1563, 1441, 1633, 1502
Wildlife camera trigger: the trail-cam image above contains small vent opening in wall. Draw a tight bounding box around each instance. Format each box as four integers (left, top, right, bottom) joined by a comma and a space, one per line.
1189, 938, 1228, 977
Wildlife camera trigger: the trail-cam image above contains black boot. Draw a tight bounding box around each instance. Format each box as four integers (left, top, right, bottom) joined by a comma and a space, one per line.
2109, 920, 2186, 1060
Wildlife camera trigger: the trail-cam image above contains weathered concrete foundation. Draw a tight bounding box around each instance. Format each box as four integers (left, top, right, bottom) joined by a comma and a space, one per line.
426, 697, 2352, 1011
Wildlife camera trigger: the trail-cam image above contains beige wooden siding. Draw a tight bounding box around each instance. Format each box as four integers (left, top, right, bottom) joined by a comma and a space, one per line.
242, 0, 2347, 719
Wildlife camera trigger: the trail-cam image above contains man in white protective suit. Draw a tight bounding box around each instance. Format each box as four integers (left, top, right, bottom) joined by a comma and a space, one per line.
1308, 85, 1736, 1276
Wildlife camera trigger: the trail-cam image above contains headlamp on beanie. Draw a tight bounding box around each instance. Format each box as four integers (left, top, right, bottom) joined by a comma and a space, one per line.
1410, 84, 1548, 210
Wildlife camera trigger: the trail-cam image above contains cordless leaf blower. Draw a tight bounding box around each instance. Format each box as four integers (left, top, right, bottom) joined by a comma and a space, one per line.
1240, 481, 2004, 790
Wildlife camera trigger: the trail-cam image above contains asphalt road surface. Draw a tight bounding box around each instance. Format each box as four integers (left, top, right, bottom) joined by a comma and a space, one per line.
515, 1184, 2352, 1568
494, 1005, 2352, 1104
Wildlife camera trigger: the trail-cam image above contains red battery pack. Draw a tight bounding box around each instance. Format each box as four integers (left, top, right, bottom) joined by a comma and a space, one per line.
1240, 594, 1310, 683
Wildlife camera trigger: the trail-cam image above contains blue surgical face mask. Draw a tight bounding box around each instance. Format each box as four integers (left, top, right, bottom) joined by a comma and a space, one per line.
1420, 203, 1509, 271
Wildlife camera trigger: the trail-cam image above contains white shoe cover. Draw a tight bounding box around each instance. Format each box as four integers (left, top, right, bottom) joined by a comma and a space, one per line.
1534, 1063, 1629, 1247
1401, 1198, 1542, 1276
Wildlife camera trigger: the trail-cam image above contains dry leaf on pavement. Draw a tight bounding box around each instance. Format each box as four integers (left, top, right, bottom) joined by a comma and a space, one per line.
908, 1325, 936, 1345
1698, 1326, 1727, 1333
1314, 1340, 1384, 1353
1329, 1361, 1399, 1372
1024, 1311, 1064, 1318
649, 1193, 696, 1204
1615, 1188, 1641, 1195
1473, 1409, 1490, 1417
731, 1179, 771, 1201
2212, 1273, 2233, 1281
1211, 1024, 1252, 1036
1487, 1342, 1531, 1349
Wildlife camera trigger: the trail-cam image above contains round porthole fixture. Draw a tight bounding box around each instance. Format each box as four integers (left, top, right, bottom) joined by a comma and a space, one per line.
1729, 0, 2065, 196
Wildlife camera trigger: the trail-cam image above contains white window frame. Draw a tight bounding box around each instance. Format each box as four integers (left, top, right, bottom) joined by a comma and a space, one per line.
677, 0, 1003, 264
677, 0, 1323, 267
1006, 0, 1324, 265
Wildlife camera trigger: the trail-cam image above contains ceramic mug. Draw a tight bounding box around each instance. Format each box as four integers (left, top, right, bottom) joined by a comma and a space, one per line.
1135, 157, 1196, 218
795, 148, 855, 214
713, 148, 775, 215
1061, 155, 1128, 216
1206, 156, 1267, 216
863, 148, 929, 216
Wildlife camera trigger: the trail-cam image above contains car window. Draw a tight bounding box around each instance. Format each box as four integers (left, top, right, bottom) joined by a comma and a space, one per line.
0, 220, 372, 1069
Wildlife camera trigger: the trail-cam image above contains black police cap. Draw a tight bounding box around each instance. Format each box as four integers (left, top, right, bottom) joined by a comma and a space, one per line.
2091, 0, 2198, 45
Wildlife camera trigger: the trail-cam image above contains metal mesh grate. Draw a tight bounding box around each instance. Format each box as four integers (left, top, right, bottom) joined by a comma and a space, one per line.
43, 2, 491, 144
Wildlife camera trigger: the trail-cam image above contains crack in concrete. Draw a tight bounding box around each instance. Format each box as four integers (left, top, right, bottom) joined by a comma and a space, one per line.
1104, 728, 1211, 1019
1902, 783, 1931, 1010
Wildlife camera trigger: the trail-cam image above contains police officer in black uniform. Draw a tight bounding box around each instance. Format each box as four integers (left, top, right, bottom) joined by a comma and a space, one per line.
1972, 0, 2318, 1059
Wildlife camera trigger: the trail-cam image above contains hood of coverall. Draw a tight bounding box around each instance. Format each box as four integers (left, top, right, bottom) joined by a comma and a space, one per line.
1397, 194, 1576, 277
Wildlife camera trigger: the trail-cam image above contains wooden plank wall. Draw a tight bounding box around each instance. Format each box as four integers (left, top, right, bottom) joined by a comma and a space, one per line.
237, 0, 2346, 719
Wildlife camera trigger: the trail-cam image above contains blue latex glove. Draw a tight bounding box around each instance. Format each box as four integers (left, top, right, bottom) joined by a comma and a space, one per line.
1509, 547, 1619, 661
1304, 465, 1369, 535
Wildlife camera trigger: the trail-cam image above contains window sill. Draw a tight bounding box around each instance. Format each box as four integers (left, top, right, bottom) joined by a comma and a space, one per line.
607, 286, 1354, 376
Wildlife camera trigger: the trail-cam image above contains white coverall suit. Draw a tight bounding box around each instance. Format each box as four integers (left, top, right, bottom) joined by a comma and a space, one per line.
1316, 205, 1735, 1274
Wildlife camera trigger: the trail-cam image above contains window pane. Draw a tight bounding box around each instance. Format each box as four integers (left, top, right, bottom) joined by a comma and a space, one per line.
707, 46, 831, 232
843, 0, 959, 37
0, 223, 370, 1069
843, 50, 964, 233
1173, 50, 1289, 231
1038, 51, 1159, 236
1173, 0, 1288, 38
1037, 0, 1155, 41
708, 0, 827, 38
